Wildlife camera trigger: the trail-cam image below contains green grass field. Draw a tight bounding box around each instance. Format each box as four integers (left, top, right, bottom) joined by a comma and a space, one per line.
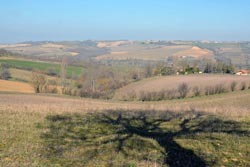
0, 59, 83, 76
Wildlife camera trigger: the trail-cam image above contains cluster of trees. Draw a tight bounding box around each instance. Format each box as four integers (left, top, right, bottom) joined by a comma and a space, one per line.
140, 60, 236, 78
203, 61, 235, 74
59, 61, 130, 99
30, 72, 57, 93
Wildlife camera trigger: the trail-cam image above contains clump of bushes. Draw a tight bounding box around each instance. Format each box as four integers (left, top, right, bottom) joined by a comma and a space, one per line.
30, 72, 59, 94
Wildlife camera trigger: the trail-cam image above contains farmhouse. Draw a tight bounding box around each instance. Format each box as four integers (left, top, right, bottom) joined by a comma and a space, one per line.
236, 70, 248, 75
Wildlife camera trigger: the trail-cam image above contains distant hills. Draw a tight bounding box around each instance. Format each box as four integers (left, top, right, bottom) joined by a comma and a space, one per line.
0, 40, 249, 68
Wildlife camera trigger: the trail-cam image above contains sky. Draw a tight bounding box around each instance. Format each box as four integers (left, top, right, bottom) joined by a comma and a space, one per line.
0, 0, 250, 43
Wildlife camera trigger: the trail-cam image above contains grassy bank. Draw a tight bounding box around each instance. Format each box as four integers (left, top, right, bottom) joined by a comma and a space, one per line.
0, 59, 83, 76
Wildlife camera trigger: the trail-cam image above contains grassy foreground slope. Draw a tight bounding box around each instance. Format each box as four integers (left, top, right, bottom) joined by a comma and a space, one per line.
0, 91, 250, 167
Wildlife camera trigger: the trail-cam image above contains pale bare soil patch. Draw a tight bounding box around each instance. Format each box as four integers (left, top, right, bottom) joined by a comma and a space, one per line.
97, 41, 132, 48
40, 43, 65, 48
111, 51, 128, 55
174, 46, 213, 58
0, 80, 34, 93
69, 52, 79, 56
0, 43, 31, 48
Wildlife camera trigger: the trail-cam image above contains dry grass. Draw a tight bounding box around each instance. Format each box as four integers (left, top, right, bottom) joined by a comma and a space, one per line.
9, 68, 33, 82
0, 91, 250, 166
0, 80, 34, 93
1, 90, 250, 119
9, 68, 60, 82
114, 74, 250, 100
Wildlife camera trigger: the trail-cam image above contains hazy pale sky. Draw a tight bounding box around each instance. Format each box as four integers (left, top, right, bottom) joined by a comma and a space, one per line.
0, 0, 250, 43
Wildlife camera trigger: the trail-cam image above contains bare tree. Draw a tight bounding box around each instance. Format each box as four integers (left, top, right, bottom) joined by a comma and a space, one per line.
144, 64, 152, 78
61, 56, 68, 88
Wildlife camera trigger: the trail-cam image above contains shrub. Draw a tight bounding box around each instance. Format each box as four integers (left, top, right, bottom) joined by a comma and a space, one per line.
230, 81, 237, 92
138, 90, 166, 101
158, 89, 166, 100
241, 82, 246, 90
47, 67, 58, 76
193, 86, 201, 97
205, 86, 215, 96
139, 91, 146, 101
214, 84, 226, 94
165, 90, 177, 100
177, 83, 189, 98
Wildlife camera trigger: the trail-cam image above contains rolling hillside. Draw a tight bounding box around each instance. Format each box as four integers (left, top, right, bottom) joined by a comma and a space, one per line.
1, 41, 250, 67
0, 41, 108, 60
95, 42, 214, 61
114, 74, 250, 100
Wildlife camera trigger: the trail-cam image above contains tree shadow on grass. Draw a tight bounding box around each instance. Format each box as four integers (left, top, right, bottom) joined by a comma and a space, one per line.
41, 110, 250, 167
